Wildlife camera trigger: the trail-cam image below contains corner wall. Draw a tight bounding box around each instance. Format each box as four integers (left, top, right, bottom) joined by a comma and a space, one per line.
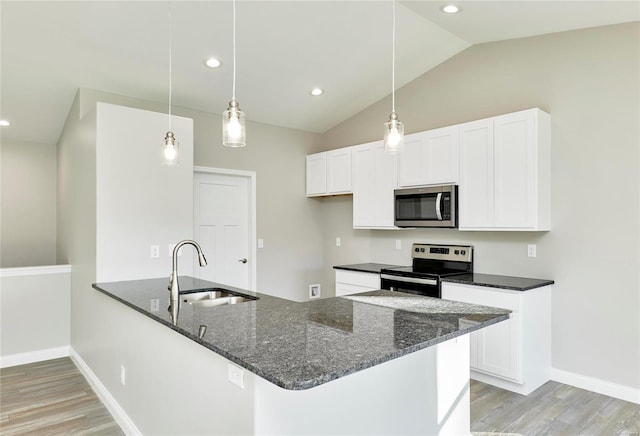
0, 139, 57, 267
319, 23, 640, 393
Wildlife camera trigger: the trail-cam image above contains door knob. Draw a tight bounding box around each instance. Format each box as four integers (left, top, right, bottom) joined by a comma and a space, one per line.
238, 258, 248, 264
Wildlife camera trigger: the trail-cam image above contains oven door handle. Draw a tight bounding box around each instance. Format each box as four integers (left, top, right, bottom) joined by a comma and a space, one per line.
381, 274, 438, 286
435, 193, 443, 221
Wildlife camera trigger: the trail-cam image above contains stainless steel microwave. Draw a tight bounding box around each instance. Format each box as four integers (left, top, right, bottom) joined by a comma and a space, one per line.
394, 185, 458, 228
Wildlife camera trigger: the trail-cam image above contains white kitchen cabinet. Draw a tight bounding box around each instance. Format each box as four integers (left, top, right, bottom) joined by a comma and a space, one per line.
397, 126, 458, 187
458, 108, 550, 231
352, 141, 398, 229
306, 148, 352, 197
441, 282, 551, 395
335, 270, 381, 297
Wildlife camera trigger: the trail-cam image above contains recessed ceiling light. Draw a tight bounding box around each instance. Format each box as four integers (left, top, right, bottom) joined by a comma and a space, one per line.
0, 120, 11, 127
441, 4, 461, 14
310, 88, 324, 96
204, 57, 222, 68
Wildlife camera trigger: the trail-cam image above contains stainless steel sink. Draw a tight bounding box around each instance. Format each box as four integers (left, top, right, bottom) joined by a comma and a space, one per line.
180, 289, 258, 308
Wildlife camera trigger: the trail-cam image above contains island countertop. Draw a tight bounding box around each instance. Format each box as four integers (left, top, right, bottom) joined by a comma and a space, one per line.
93, 277, 509, 390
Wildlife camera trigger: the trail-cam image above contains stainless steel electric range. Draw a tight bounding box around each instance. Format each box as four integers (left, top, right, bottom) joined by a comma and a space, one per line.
380, 243, 473, 298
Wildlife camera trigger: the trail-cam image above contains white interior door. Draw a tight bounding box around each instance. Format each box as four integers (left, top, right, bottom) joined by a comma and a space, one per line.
193, 170, 255, 290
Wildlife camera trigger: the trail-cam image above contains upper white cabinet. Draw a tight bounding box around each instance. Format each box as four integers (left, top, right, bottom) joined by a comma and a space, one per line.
306, 148, 352, 197
397, 126, 458, 187
352, 141, 398, 229
459, 108, 550, 231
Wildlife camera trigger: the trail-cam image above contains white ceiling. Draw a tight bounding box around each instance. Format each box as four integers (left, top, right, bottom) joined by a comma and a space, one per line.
1, 1, 638, 145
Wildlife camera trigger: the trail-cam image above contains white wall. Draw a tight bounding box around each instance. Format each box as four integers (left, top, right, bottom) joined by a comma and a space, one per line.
319, 23, 640, 393
0, 265, 71, 366
95, 103, 194, 282
77, 89, 325, 301
0, 139, 57, 267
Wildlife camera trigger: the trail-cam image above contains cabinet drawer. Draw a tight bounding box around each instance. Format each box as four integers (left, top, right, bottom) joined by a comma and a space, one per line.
442, 283, 520, 311
335, 270, 381, 289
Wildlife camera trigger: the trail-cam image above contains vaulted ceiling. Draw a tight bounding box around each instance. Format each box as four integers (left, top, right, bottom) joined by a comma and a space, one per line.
1, 1, 638, 145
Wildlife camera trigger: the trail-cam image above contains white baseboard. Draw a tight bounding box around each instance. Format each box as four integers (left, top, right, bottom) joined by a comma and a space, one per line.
551, 367, 640, 404
0, 346, 70, 368
70, 347, 142, 436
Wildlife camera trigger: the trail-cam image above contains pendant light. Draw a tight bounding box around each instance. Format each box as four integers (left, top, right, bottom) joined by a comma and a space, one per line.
222, 0, 246, 147
384, 0, 404, 154
162, 1, 179, 165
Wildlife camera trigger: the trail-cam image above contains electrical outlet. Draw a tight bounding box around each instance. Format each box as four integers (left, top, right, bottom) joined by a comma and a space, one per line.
527, 244, 537, 258
228, 363, 244, 389
150, 245, 160, 259
257, 239, 264, 249
335, 237, 341, 247
395, 239, 402, 250
150, 298, 160, 312
120, 365, 126, 386
309, 284, 321, 299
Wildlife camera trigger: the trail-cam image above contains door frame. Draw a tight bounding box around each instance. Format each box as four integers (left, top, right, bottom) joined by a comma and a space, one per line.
193, 166, 257, 291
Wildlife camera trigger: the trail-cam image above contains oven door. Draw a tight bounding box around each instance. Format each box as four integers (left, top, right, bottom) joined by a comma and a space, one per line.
380, 274, 440, 298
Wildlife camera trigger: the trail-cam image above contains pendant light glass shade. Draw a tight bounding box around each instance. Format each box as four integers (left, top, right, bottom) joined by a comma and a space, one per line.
162, 2, 179, 165
384, 112, 404, 153
222, 0, 246, 148
384, 0, 404, 153
223, 99, 246, 147
162, 131, 179, 165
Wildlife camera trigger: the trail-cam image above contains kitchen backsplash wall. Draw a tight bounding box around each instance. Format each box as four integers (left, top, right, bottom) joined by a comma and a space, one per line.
319, 23, 640, 393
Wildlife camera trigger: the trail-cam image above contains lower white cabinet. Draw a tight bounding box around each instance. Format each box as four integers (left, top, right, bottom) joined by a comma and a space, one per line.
442, 282, 551, 395
335, 270, 381, 297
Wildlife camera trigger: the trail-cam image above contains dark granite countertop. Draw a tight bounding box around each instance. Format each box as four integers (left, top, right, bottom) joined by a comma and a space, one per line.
442, 273, 554, 291
93, 276, 509, 390
333, 263, 407, 273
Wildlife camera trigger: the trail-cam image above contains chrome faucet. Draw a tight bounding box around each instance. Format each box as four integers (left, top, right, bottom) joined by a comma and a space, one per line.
169, 240, 207, 302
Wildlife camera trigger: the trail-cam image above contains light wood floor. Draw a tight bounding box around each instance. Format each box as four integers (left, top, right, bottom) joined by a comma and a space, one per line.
471, 379, 640, 435
1, 357, 123, 435
2, 358, 639, 435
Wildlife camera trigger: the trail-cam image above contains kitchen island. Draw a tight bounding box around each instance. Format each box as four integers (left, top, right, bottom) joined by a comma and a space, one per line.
92, 277, 509, 435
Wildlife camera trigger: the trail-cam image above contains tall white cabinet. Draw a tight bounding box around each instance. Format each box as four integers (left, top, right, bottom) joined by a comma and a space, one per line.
459, 108, 551, 231
351, 141, 397, 229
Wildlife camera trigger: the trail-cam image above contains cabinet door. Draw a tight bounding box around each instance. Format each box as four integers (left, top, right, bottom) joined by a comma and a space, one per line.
458, 119, 494, 228
397, 133, 424, 187
441, 283, 522, 382
352, 141, 397, 228
306, 153, 327, 196
326, 148, 352, 194
397, 127, 458, 187
422, 126, 458, 185
493, 111, 536, 228
475, 312, 521, 382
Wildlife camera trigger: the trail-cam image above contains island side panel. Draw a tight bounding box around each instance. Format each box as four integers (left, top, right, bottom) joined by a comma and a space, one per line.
82, 290, 257, 435
254, 334, 471, 436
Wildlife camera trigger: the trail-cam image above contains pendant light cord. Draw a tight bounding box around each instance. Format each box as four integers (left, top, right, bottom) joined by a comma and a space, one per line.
232, 0, 237, 101
391, 0, 396, 114
168, 1, 173, 132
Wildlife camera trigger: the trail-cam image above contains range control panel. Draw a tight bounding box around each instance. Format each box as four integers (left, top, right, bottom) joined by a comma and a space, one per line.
411, 243, 473, 262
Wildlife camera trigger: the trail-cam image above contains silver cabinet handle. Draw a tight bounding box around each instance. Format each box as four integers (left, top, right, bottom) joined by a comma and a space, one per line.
238, 258, 248, 264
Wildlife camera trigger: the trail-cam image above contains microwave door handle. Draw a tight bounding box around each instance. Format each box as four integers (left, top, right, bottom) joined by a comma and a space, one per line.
435, 193, 443, 220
